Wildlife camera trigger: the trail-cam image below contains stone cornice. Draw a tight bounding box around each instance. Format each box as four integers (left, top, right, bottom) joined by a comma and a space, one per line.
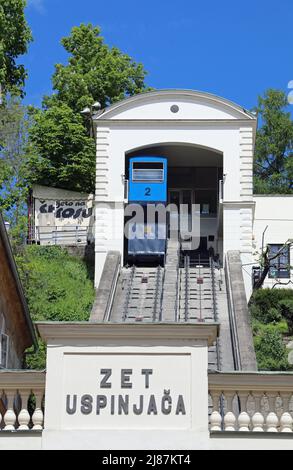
221, 201, 255, 207
36, 322, 219, 346
94, 119, 255, 126
0, 370, 46, 389
209, 371, 293, 393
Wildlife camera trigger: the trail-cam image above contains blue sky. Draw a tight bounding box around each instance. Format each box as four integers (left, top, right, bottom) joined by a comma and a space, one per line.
24, 0, 293, 112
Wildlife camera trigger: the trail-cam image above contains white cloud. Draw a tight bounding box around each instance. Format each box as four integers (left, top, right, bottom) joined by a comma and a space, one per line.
27, 0, 46, 14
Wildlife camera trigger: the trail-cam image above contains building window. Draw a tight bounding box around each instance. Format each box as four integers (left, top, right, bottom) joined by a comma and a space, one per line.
132, 162, 164, 182
268, 244, 290, 278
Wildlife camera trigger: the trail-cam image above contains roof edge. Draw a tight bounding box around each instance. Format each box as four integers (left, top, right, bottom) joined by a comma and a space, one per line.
0, 212, 38, 350
93, 89, 257, 121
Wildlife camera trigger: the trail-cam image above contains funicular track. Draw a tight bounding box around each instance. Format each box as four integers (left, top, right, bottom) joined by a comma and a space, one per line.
177, 253, 220, 371
110, 265, 164, 323
108, 242, 221, 371
178, 254, 218, 323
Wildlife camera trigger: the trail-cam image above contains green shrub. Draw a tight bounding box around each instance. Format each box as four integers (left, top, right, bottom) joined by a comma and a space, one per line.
279, 299, 293, 335
254, 329, 290, 371
25, 341, 47, 370
252, 319, 288, 337
250, 288, 293, 324
17, 245, 95, 369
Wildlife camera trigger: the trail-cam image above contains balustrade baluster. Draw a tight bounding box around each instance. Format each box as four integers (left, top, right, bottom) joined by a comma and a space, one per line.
32, 390, 44, 430
224, 392, 236, 431
210, 391, 222, 431
3, 390, 17, 430
265, 393, 279, 432
237, 392, 250, 431
251, 392, 265, 432
280, 393, 293, 433
18, 390, 31, 430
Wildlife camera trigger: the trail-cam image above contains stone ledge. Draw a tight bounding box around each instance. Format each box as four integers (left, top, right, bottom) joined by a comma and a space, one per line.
36, 322, 219, 346
210, 430, 293, 439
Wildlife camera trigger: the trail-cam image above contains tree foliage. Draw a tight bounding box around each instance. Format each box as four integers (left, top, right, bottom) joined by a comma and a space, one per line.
254, 89, 293, 194
279, 299, 293, 335
250, 288, 293, 323
250, 289, 293, 370
0, 98, 31, 248
0, 98, 30, 207
26, 103, 96, 192
254, 328, 290, 371
26, 24, 150, 192
0, 0, 32, 247
0, 0, 32, 99
16, 246, 95, 369
47, 23, 149, 112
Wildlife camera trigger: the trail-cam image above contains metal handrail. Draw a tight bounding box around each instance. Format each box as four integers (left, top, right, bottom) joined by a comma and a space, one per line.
210, 256, 221, 371
174, 243, 180, 323
32, 225, 94, 245
219, 179, 224, 202
124, 178, 129, 201
153, 266, 162, 322
184, 254, 190, 322
159, 255, 166, 322
210, 257, 218, 322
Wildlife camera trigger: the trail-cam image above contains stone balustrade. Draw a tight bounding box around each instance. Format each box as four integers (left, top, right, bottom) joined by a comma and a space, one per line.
0, 370, 46, 431
1, 368, 293, 436
209, 372, 293, 433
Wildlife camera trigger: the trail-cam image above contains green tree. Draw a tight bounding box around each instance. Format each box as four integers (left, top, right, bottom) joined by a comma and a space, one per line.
47, 23, 148, 112
0, 98, 31, 248
254, 89, 293, 194
26, 24, 150, 192
25, 103, 96, 192
0, 0, 32, 99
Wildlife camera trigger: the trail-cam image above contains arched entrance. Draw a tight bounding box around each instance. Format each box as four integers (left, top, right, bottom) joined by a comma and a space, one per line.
124, 143, 223, 266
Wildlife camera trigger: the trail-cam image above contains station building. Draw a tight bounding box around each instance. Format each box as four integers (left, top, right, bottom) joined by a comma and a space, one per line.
92, 89, 257, 297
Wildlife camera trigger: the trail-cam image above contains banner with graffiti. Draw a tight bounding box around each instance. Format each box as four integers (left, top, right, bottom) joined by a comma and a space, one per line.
37, 199, 93, 221
30, 185, 95, 245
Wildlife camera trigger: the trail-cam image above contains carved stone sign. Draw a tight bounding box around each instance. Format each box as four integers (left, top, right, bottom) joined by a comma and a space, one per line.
62, 353, 191, 429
